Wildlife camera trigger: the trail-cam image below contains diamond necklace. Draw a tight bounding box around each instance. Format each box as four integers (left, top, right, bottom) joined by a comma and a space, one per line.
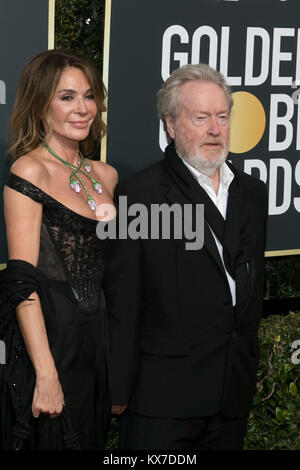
44, 144, 102, 211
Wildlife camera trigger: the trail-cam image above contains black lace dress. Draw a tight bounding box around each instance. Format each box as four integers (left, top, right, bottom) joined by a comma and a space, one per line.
3, 172, 111, 450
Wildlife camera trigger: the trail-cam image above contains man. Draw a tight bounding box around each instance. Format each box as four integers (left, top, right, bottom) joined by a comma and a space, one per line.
103, 64, 268, 450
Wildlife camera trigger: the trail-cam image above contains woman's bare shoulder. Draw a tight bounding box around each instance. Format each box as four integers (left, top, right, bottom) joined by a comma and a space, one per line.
10, 150, 48, 186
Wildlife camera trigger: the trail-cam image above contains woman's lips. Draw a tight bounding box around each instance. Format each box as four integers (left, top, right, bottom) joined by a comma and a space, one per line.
69, 121, 89, 128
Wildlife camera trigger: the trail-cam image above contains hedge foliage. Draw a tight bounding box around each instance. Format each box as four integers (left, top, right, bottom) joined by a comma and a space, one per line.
55, 0, 105, 70
266, 256, 300, 299
245, 311, 300, 450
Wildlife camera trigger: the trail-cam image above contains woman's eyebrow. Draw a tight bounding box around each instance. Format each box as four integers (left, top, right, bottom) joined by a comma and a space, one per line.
56, 88, 93, 94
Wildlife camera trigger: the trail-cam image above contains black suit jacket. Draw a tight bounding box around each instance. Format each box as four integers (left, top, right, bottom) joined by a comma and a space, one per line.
103, 144, 268, 418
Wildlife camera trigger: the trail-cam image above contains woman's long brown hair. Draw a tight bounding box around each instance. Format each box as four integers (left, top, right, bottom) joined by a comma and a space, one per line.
8, 49, 107, 161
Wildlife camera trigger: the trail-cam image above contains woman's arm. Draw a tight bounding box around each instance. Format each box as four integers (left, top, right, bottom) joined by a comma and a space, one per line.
4, 174, 64, 418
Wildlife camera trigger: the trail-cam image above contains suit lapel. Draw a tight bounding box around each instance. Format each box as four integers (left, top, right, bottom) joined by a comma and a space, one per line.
160, 143, 257, 322
163, 144, 226, 241
222, 174, 239, 277
224, 163, 255, 321
161, 155, 228, 281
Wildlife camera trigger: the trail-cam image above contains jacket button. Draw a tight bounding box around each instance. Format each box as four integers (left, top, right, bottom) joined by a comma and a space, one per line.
232, 332, 238, 337
224, 300, 230, 306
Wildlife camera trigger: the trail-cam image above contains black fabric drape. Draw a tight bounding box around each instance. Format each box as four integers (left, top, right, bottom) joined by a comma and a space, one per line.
0, 259, 80, 450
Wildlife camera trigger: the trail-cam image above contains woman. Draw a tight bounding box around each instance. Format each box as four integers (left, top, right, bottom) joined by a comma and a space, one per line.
0, 49, 117, 449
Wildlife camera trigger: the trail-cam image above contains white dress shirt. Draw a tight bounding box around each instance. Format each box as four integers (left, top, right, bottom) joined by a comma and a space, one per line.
179, 156, 236, 306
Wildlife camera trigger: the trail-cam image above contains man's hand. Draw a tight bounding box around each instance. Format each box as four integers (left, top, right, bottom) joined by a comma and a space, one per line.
111, 404, 128, 415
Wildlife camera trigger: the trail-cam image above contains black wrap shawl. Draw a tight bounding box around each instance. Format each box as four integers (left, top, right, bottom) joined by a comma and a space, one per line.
0, 259, 80, 450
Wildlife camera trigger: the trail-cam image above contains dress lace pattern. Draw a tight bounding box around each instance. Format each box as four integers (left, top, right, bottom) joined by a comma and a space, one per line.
6, 172, 110, 313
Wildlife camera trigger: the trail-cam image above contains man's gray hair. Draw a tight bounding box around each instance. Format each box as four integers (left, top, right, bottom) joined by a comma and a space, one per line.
157, 64, 233, 130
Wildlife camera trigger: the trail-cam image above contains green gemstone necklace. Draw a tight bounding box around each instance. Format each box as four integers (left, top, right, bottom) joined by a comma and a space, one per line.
44, 144, 103, 211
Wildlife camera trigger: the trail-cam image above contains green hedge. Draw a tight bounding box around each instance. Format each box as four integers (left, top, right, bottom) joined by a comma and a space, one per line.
245, 311, 300, 450
55, 0, 105, 70
265, 256, 300, 299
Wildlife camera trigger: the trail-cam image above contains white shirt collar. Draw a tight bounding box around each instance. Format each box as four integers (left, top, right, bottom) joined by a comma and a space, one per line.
178, 154, 234, 193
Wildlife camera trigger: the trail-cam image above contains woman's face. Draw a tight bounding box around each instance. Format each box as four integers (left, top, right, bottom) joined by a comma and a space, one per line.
45, 66, 98, 145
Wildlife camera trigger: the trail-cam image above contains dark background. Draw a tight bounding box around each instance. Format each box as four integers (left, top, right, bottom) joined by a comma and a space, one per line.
0, 0, 50, 262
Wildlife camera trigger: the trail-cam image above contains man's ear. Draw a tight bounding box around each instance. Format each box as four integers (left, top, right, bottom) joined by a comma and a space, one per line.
164, 114, 176, 140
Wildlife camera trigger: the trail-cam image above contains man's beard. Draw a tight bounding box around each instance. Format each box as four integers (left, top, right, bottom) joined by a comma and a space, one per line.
175, 136, 229, 177
183, 148, 228, 177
